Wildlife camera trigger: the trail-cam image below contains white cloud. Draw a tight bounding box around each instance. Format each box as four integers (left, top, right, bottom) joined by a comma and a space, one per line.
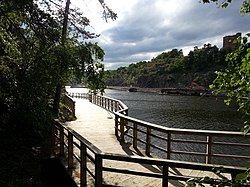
72, 0, 250, 70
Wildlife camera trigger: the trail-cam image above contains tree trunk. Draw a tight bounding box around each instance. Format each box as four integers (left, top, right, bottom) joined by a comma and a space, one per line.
52, 0, 70, 116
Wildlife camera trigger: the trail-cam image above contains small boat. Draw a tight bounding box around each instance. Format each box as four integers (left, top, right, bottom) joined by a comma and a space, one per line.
128, 87, 137, 92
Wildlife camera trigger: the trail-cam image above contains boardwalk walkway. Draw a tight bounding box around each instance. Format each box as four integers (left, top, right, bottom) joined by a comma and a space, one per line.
65, 98, 229, 187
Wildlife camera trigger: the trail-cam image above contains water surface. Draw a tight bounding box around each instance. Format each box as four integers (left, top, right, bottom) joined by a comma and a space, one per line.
104, 89, 244, 131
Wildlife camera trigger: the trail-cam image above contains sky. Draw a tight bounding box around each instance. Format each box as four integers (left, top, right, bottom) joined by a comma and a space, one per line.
71, 0, 250, 70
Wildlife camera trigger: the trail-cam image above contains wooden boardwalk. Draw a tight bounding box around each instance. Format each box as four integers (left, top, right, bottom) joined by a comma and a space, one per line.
65, 98, 232, 187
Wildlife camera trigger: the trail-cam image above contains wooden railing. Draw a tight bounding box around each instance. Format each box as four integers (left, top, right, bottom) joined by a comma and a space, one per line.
90, 94, 128, 115
67, 92, 89, 99
52, 120, 247, 187
90, 95, 250, 167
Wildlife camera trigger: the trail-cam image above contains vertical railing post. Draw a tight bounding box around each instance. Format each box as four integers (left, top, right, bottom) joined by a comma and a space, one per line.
68, 132, 73, 170
107, 99, 110, 110
120, 117, 125, 142
95, 154, 103, 187
146, 127, 151, 156
167, 132, 171, 159
133, 123, 138, 149
72, 101, 75, 117
89, 94, 92, 103
59, 125, 64, 156
162, 164, 169, 187
51, 121, 56, 151
115, 115, 118, 137
125, 109, 128, 116
206, 135, 212, 164
80, 142, 87, 187
115, 101, 118, 112
111, 100, 114, 112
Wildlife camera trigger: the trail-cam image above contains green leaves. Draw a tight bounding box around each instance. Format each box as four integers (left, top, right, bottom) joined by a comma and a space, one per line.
222, 2, 229, 8
201, 0, 250, 15
186, 166, 250, 186
210, 35, 250, 133
0, 0, 109, 132
235, 173, 248, 181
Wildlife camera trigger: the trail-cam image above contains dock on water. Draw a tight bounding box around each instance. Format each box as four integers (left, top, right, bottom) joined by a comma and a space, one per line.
53, 94, 249, 187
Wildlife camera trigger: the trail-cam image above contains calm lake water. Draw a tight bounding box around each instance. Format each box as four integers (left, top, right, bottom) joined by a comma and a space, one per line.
104, 89, 244, 131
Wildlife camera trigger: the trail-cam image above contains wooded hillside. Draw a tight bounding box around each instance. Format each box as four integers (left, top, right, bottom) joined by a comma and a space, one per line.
105, 44, 233, 88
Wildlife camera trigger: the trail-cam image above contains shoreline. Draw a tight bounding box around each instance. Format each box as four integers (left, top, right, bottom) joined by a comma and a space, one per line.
106, 86, 226, 97
107, 86, 162, 93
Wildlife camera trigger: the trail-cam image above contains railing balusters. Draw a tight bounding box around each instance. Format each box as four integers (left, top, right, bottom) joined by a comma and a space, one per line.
59, 124, 64, 156
80, 142, 87, 187
146, 127, 151, 156
112, 100, 114, 111
133, 123, 138, 149
167, 132, 171, 159
206, 135, 212, 164
114, 101, 117, 112
115, 115, 118, 137
68, 133, 74, 169
95, 155, 103, 187
51, 120, 56, 150
162, 164, 169, 187
120, 117, 125, 142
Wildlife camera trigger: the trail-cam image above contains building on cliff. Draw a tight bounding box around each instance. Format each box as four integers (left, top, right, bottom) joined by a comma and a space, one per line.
223, 32, 241, 49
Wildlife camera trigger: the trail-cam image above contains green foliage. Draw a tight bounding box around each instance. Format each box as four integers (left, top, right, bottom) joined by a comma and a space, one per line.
201, 0, 250, 14
105, 45, 227, 88
210, 37, 250, 133
186, 166, 250, 186
0, 1, 114, 185
0, 0, 113, 134
188, 1, 250, 186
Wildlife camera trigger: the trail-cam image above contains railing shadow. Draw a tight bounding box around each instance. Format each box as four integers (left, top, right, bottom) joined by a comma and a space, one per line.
120, 141, 163, 174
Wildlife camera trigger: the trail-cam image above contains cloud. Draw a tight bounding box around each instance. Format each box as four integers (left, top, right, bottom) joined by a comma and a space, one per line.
90, 0, 250, 69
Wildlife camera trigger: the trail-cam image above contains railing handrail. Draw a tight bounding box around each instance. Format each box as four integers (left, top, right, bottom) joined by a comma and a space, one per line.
115, 111, 249, 137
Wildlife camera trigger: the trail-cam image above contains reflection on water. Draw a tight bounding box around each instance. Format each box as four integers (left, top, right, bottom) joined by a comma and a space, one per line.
104, 89, 244, 131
